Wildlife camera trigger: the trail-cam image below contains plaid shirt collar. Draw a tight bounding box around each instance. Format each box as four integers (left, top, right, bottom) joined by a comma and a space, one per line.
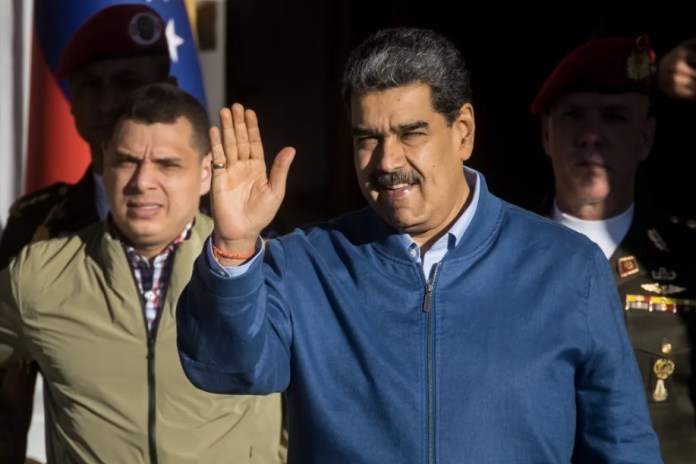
108, 217, 193, 259
108, 217, 193, 332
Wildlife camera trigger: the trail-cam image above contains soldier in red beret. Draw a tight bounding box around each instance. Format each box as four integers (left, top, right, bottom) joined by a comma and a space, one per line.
0, 3, 174, 268
532, 35, 696, 464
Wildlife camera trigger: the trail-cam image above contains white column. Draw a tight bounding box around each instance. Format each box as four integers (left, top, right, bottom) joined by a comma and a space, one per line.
194, 0, 227, 120
0, 0, 31, 234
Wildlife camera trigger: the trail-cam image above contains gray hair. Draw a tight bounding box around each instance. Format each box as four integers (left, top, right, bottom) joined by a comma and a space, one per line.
341, 27, 472, 126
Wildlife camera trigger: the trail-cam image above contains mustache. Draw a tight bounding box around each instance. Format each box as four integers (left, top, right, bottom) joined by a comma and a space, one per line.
370, 170, 422, 188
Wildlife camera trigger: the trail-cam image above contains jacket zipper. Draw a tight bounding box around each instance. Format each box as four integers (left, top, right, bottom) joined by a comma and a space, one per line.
146, 285, 168, 464
146, 331, 158, 464
124, 245, 177, 464
132, 277, 167, 464
423, 262, 440, 464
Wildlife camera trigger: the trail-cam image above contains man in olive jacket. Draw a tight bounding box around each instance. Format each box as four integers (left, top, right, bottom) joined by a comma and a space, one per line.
0, 83, 285, 463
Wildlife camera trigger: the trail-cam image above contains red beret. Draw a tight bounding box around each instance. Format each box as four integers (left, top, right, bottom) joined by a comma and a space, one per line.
531, 35, 656, 115
56, 4, 169, 78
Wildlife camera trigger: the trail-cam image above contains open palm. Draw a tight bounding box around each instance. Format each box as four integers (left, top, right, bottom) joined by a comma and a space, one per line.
209, 103, 296, 250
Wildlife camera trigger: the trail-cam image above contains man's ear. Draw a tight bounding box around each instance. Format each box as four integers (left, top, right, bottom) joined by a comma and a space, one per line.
457, 103, 475, 162
541, 115, 551, 158
638, 116, 656, 162
199, 152, 212, 196
100, 140, 111, 164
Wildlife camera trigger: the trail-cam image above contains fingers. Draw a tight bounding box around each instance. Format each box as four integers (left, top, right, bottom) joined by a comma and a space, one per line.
268, 146, 297, 199
214, 101, 274, 171
209, 126, 228, 174
218, 103, 264, 162
220, 107, 238, 163
232, 104, 251, 160
674, 59, 696, 78
245, 108, 266, 161
662, 64, 696, 99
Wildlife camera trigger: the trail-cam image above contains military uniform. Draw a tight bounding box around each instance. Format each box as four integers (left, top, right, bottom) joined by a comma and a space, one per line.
0, 169, 99, 270
615, 208, 696, 463
529, 30, 696, 463
537, 196, 696, 463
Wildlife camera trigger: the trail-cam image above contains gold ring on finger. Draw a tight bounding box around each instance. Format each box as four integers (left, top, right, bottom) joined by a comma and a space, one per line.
211, 161, 226, 170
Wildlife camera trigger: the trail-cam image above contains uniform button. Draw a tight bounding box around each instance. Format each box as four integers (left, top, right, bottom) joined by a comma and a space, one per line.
409, 248, 417, 258
661, 342, 672, 355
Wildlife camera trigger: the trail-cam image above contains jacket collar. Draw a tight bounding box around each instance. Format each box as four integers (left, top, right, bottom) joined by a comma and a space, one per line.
95, 213, 213, 296
361, 169, 504, 262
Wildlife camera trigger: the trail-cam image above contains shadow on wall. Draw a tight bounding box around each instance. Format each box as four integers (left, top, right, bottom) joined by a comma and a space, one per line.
226, 4, 696, 232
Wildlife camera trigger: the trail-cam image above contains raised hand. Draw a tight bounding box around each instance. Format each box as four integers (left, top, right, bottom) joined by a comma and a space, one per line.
209, 103, 296, 260
657, 39, 696, 100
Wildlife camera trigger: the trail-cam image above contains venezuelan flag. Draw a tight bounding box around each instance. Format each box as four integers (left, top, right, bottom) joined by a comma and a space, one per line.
27, 0, 206, 193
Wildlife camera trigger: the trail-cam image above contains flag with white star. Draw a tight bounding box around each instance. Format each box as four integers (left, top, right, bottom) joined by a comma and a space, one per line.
35, 0, 206, 107
27, 0, 207, 193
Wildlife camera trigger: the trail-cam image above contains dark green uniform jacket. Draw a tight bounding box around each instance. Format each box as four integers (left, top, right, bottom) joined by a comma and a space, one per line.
0, 169, 99, 269
611, 208, 696, 464
541, 198, 696, 464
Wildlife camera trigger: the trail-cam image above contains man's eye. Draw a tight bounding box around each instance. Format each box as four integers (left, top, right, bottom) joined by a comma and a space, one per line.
560, 109, 580, 118
117, 78, 145, 91
401, 132, 426, 143
356, 136, 378, 146
402, 132, 425, 138
605, 113, 628, 123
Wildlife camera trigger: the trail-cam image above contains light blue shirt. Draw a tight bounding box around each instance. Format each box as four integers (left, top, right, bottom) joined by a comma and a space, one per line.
397, 168, 479, 279
207, 168, 480, 279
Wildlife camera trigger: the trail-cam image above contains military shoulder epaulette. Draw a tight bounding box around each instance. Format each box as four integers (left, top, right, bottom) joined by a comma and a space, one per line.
8, 183, 72, 218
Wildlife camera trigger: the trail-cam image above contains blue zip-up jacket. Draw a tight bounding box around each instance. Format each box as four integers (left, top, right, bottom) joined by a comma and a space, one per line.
177, 174, 662, 464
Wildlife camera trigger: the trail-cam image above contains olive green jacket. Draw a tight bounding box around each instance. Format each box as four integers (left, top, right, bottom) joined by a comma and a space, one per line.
0, 214, 285, 463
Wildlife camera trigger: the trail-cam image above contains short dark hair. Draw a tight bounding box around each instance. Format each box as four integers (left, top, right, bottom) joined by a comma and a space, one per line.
341, 27, 472, 126
112, 82, 211, 156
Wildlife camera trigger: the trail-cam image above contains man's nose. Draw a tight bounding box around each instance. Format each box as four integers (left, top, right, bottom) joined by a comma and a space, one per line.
575, 118, 603, 148
128, 161, 156, 191
95, 85, 122, 115
375, 137, 405, 172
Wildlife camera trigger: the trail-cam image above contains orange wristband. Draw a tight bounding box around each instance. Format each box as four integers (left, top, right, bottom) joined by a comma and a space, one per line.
212, 244, 256, 261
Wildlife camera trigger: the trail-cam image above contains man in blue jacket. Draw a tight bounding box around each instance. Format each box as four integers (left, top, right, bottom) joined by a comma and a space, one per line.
176, 27, 662, 463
